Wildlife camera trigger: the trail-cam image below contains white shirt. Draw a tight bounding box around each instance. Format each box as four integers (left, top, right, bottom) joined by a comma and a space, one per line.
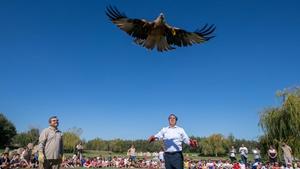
230, 149, 236, 157
239, 146, 248, 157
154, 125, 190, 152
252, 149, 260, 159
128, 148, 136, 156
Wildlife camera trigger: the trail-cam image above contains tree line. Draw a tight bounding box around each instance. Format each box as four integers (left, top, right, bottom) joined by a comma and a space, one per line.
1, 86, 299, 159
84, 134, 258, 157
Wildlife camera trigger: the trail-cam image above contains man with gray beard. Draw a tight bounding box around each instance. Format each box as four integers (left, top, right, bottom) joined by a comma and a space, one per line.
38, 116, 63, 169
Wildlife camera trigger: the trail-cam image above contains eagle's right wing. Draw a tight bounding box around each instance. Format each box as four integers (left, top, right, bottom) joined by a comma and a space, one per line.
106, 6, 153, 40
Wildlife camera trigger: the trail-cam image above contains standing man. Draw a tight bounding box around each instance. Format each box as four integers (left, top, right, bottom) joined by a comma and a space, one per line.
229, 146, 237, 163
239, 144, 248, 165
281, 142, 293, 166
252, 147, 261, 162
38, 116, 63, 169
127, 144, 136, 162
75, 142, 83, 160
148, 114, 198, 169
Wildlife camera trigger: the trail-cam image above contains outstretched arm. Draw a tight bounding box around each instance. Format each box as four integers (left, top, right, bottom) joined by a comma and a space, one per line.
182, 129, 198, 148
149, 128, 165, 143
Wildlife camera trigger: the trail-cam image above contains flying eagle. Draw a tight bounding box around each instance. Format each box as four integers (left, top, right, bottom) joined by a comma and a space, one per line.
106, 6, 216, 52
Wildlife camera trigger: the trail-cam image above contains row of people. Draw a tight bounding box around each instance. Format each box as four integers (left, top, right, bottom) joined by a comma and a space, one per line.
229, 143, 293, 166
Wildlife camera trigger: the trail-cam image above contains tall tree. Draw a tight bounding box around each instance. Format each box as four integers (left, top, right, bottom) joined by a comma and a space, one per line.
0, 113, 17, 148
259, 87, 300, 159
207, 134, 228, 157
63, 127, 83, 153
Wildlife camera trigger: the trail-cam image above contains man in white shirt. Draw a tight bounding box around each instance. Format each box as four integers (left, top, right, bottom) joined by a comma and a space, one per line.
75, 142, 83, 160
229, 146, 236, 163
127, 145, 136, 162
252, 147, 261, 162
239, 144, 248, 166
148, 114, 198, 169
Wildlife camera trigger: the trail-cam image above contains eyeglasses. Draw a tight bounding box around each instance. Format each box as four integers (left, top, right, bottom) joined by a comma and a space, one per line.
51, 119, 59, 122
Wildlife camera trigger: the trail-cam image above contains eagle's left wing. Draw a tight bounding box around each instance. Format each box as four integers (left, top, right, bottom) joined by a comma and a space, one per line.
164, 24, 216, 47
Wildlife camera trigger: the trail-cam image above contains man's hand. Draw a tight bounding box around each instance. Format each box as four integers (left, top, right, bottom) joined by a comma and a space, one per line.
38, 152, 45, 163
148, 135, 156, 143
189, 139, 198, 148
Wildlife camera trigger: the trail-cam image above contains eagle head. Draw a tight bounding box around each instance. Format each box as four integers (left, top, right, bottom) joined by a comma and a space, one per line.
155, 13, 165, 24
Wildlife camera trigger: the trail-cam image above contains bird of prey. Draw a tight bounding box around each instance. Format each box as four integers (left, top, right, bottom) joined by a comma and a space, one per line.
106, 6, 216, 52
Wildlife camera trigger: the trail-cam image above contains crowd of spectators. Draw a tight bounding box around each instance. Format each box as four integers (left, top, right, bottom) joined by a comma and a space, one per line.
1, 144, 299, 169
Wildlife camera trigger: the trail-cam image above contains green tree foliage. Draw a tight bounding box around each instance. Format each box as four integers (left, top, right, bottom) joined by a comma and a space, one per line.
85, 138, 108, 151
208, 134, 228, 156
199, 137, 213, 156
227, 133, 235, 147
63, 128, 83, 153
259, 87, 300, 159
0, 113, 17, 148
86, 139, 162, 153
12, 128, 39, 147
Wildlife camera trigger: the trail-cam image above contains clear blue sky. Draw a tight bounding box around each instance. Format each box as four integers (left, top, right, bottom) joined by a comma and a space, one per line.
1, 0, 299, 141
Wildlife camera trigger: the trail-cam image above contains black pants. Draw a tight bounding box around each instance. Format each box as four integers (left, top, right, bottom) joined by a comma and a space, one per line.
164, 152, 183, 169
269, 157, 277, 164
241, 155, 247, 165
230, 156, 236, 163
39, 159, 61, 169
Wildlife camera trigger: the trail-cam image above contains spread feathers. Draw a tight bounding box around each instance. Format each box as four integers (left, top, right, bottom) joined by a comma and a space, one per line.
106, 6, 216, 52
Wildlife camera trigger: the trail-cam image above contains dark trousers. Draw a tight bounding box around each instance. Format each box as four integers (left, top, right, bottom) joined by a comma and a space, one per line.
39, 159, 61, 169
230, 156, 236, 163
269, 157, 277, 164
164, 152, 183, 169
241, 155, 247, 165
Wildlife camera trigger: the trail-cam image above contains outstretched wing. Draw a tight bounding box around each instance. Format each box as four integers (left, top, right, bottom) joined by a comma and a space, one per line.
165, 24, 216, 47
106, 5, 153, 40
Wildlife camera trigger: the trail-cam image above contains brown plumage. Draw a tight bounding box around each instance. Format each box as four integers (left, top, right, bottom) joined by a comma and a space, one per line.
106, 6, 216, 52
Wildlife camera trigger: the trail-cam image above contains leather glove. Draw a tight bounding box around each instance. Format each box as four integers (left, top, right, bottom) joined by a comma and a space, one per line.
148, 135, 156, 143
189, 139, 198, 148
